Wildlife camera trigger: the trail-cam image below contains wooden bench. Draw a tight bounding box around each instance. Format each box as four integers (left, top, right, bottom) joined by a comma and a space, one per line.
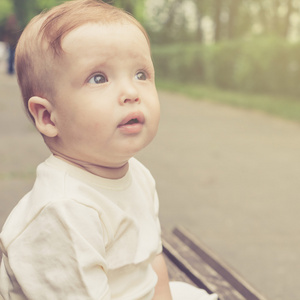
162, 226, 268, 300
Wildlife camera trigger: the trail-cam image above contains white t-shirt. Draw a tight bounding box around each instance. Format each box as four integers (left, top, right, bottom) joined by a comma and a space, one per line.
0, 155, 162, 300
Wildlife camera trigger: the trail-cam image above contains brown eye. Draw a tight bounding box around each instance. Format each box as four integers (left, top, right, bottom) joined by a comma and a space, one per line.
88, 74, 107, 84
135, 71, 147, 81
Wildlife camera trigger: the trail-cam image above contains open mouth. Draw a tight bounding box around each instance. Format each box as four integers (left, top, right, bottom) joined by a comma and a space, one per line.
118, 112, 145, 134
119, 112, 145, 127
125, 118, 139, 125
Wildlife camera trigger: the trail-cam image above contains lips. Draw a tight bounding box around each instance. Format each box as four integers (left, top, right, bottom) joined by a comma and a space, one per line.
118, 112, 145, 127
118, 111, 145, 134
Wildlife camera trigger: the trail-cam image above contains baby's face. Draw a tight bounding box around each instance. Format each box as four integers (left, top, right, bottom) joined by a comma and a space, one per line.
50, 22, 160, 168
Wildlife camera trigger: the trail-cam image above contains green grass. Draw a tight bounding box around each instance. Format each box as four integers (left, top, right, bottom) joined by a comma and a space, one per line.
156, 80, 300, 123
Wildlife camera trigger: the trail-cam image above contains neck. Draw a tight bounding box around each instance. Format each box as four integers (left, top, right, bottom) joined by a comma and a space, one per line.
52, 152, 129, 179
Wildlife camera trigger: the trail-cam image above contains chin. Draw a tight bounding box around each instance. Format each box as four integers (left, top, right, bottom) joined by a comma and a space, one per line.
120, 147, 144, 160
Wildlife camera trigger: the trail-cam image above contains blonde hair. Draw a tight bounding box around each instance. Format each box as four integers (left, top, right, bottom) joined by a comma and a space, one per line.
15, 0, 149, 121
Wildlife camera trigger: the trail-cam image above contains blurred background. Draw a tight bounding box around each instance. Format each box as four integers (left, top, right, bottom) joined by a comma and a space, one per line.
1, 1, 300, 300
2, 0, 300, 104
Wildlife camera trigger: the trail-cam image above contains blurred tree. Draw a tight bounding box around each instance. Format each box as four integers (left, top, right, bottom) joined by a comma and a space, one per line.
112, 0, 134, 14
0, 0, 13, 22
12, 0, 35, 29
227, 0, 239, 39
112, 0, 146, 23
212, 0, 223, 42
12, 0, 68, 28
0, 0, 13, 40
194, 0, 204, 43
145, 0, 193, 43
3, 0, 299, 44
207, 0, 252, 41
282, 0, 293, 38
36, 0, 62, 10
254, 0, 297, 39
192, 0, 300, 42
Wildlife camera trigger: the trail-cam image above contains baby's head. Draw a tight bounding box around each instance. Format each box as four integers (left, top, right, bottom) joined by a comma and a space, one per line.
16, 0, 149, 120
16, 0, 160, 176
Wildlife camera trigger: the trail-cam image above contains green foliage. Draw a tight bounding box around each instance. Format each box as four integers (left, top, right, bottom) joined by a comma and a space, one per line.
0, 0, 13, 39
9, 0, 144, 30
12, 0, 34, 28
113, 0, 146, 23
36, 0, 62, 9
147, 0, 298, 44
12, 0, 64, 28
152, 43, 206, 83
152, 38, 300, 98
207, 41, 241, 89
156, 79, 300, 123
0, 0, 13, 22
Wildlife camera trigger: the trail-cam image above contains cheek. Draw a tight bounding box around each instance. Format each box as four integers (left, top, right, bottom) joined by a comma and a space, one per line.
150, 98, 161, 122
82, 112, 114, 139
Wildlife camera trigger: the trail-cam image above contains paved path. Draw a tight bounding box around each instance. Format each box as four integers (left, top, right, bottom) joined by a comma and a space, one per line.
1, 71, 300, 300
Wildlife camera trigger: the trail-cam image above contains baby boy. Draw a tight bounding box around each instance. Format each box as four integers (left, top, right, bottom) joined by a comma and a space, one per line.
0, 1, 218, 299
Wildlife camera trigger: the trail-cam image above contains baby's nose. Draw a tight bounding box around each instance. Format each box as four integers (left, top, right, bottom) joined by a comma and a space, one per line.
123, 97, 140, 104
119, 83, 140, 105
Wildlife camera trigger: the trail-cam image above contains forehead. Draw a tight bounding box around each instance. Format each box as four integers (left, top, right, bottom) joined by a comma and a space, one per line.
54, 22, 153, 86
62, 22, 150, 57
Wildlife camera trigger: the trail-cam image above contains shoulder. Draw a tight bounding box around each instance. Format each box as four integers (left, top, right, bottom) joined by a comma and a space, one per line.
129, 157, 154, 181
0, 198, 107, 258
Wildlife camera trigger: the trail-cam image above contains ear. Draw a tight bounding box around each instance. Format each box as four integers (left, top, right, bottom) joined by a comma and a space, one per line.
28, 96, 58, 138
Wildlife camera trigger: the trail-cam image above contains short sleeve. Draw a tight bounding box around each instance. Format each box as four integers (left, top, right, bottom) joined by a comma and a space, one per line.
7, 199, 110, 300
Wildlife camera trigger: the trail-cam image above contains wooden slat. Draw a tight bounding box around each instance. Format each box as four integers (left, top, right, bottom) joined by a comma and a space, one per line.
163, 251, 195, 284
163, 229, 244, 300
173, 226, 268, 300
